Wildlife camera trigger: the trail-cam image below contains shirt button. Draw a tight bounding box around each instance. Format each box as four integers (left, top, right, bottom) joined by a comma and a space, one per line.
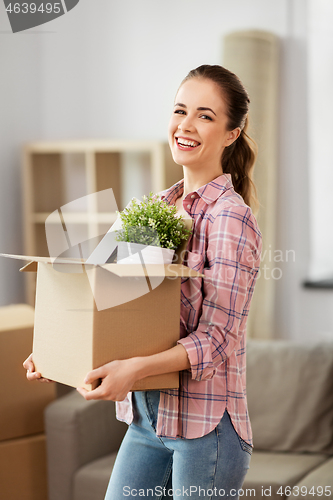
187, 204, 191, 209
191, 194, 195, 199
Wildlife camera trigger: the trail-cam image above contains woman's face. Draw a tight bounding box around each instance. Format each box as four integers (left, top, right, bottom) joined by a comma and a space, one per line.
168, 77, 240, 171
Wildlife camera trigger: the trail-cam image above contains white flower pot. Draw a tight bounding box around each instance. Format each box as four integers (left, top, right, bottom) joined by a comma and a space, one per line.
117, 242, 175, 265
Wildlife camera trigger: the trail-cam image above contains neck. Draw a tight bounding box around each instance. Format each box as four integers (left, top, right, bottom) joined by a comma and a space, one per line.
181, 166, 223, 198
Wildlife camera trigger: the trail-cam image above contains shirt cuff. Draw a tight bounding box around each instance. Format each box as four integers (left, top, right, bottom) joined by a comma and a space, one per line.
177, 334, 217, 382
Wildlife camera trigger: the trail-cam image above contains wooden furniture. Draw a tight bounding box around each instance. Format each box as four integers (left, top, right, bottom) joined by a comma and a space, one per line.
22, 140, 182, 305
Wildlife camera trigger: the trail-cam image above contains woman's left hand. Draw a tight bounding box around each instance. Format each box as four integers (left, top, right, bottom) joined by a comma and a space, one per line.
76, 358, 139, 402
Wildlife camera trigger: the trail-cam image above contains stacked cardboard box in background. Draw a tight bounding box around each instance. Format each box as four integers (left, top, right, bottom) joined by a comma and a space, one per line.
0, 304, 56, 500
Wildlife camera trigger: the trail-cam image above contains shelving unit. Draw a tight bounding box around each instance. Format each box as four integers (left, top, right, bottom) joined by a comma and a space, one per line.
22, 139, 182, 305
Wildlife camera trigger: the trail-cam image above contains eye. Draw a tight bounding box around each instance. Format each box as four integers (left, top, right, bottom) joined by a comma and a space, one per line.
174, 109, 186, 115
200, 114, 213, 121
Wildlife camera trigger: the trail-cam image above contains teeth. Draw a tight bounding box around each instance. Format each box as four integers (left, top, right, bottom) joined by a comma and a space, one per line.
177, 138, 199, 147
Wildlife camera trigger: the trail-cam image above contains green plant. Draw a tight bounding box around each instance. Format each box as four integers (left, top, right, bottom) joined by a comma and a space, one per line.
115, 192, 192, 250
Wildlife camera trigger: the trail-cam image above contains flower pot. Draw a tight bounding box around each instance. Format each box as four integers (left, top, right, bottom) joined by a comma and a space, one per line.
117, 242, 175, 265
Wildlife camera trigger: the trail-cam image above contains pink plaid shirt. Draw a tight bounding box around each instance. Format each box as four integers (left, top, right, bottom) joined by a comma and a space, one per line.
116, 173, 262, 446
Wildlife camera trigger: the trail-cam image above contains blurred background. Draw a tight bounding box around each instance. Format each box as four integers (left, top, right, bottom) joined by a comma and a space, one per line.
1, 3, 333, 500
0, 0, 333, 342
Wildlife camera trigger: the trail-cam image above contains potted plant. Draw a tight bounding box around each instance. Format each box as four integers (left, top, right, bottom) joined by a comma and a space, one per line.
115, 192, 192, 264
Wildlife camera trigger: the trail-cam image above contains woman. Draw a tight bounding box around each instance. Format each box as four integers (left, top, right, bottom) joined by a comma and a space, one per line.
24, 65, 262, 499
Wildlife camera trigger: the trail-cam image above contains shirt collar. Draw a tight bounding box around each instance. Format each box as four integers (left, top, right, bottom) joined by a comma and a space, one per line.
160, 173, 233, 205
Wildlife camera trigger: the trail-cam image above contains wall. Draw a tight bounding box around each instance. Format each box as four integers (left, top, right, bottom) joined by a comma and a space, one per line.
307, 0, 333, 280
0, 0, 332, 340
37, 0, 289, 141
0, 13, 43, 304
274, 0, 333, 342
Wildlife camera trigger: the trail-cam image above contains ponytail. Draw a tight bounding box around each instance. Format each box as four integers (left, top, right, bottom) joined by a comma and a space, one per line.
221, 117, 259, 213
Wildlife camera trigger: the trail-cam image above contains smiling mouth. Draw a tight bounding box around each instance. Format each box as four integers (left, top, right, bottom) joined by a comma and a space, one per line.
176, 137, 201, 149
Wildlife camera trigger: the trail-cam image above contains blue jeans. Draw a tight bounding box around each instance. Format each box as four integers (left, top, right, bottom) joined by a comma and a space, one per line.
105, 391, 252, 500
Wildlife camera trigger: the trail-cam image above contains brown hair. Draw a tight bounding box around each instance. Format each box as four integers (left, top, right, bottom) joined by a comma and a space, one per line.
181, 65, 259, 212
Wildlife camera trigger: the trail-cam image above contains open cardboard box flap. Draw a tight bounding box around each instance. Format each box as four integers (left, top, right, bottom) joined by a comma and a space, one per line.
0, 253, 204, 278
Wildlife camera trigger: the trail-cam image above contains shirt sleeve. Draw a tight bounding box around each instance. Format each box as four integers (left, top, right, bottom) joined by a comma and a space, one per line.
177, 204, 262, 382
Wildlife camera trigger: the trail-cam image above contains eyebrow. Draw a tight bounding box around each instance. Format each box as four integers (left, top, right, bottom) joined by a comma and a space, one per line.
174, 102, 217, 116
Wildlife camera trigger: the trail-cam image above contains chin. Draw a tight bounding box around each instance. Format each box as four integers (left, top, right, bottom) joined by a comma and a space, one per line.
170, 147, 192, 166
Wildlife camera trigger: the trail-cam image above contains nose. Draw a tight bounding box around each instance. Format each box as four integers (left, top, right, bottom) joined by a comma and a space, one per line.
178, 113, 195, 133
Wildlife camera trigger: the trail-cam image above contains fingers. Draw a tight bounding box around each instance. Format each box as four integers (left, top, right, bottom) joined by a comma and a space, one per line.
23, 353, 53, 383
76, 385, 104, 401
26, 371, 53, 383
76, 380, 128, 402
77, 360, 134, 402
23, 353, 34, 371
76, 385, 126, 402
84, 366, 105, 385
23, 353, 41, 381
76, 387, 88, 398
76, 386, 107, 401
27, 370, 40, 381
77, 368, 103, 400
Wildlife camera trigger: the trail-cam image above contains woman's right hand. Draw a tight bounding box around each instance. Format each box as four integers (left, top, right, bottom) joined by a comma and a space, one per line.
23, 353, 53, 383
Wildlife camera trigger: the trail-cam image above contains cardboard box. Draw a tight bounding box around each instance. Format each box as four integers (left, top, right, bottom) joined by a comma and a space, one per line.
0, 433, 48, 500
0, 304, 56, 442
1, 255, 202, 392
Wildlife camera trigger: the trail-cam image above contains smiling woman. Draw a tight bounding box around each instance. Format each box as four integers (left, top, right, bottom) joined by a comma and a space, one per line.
102, 65, 262, 499
24, 64, 262, 500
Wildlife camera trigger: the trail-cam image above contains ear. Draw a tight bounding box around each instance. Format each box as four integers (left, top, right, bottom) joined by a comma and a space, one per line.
225, 127, 241, 147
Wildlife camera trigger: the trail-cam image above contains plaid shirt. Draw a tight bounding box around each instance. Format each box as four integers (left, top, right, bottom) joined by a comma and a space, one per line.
116, 173, 262, 446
